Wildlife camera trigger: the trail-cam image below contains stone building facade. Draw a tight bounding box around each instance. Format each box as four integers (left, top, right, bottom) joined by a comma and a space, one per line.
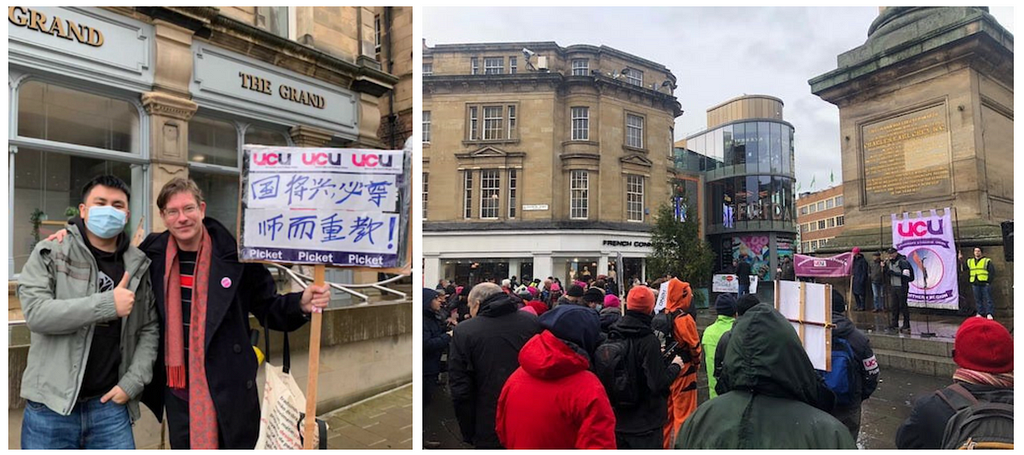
8, 6, 406, 283
810, 7, 1013, 318
422, 42, 682, 285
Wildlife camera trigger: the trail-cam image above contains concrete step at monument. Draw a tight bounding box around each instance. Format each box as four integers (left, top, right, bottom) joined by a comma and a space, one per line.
872, 347, 957, 378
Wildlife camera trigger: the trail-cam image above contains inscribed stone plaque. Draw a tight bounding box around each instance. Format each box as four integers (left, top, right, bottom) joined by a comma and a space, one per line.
861, 105, 951, 205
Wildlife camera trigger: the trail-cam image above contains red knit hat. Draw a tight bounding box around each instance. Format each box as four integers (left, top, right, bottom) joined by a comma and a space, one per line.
953, 317, 1013, 373
627, 286, 655, 314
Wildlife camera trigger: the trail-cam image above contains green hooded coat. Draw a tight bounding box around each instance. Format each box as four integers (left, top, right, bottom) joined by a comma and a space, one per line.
676, 304, 855, 449
700, 315, 734, 399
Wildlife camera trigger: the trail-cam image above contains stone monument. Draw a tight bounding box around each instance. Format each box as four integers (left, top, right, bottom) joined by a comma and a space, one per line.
809, 7, 1013, 316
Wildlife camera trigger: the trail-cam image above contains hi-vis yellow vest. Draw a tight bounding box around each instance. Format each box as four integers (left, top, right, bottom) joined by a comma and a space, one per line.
967, 257, 991, 283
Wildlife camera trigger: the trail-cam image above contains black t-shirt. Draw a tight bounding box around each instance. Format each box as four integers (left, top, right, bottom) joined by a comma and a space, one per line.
78, 233, 126, 400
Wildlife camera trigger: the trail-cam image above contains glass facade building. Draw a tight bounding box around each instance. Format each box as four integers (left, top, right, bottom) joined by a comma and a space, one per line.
675, 107, 797, 279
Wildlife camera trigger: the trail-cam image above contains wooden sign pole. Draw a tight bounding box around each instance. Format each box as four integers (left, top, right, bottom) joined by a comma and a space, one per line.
303, 264, 325, 449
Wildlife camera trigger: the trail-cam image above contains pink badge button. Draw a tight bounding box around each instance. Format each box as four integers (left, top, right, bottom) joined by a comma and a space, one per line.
221, 277, 232, 288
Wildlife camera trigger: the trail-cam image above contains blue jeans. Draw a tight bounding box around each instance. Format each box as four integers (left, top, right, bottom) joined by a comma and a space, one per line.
872, 283, 884, 310
738, 283, 749, 296
21, 397, 134, 449
973, 284, 993, 316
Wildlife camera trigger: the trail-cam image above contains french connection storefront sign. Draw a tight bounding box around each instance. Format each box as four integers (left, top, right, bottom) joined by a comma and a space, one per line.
192, 42, 358, 137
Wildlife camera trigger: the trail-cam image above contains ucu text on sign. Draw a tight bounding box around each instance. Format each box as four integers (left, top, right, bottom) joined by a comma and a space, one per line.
250, 150, 401, 174
895, 219, 945, 237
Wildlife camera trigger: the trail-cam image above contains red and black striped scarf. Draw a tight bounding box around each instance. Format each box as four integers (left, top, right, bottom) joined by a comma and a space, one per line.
164, 226, 219, 449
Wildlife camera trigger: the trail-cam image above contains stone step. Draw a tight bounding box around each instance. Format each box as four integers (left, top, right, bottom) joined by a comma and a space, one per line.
872, 347, 957, 378
865, 332, 953, 357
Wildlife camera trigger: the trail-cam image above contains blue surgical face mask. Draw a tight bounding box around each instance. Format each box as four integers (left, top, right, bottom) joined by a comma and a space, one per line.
86, 205, 127, 239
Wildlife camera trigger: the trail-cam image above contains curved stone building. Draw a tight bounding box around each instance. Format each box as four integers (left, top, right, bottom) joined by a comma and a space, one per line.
422, 41, 682, 285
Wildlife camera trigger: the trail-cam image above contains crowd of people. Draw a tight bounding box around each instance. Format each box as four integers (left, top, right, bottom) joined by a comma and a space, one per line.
423, 271, 1014, 449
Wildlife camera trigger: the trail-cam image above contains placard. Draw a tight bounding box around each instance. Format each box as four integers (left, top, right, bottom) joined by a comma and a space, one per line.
711, 274, 758, 294
240, 145, 406, 268
775, 280, 832, 371
794, 252, 853, 277
891, 208, 958, 309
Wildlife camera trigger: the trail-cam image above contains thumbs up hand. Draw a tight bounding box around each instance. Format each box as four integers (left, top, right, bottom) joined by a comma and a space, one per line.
114, 272, 135, 318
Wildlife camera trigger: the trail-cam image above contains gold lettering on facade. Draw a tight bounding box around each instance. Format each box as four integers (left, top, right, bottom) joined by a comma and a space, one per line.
9, 7, 104, 47
237, 71, 326, 109
862, 105, 951, 204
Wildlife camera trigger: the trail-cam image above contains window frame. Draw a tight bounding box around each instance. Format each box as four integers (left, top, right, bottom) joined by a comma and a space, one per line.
571, 106, 589, 141
626, 174, 644, 222
625, 112, 644, 149
483, 57, 504, 75
571, 59, 589, 76
569, 170, 589, 220
509, 56, 517, 74
422, 62, 433, 76
624, 67, 643, 86
422, 110, 431, 144
508, 169, 517, 219
463, 171, 473, 219
479, 169, 500, 219
422, 172, 428, 220
482, 106, 504, 140
465, 103, 519, 142
471, 57, 479, 75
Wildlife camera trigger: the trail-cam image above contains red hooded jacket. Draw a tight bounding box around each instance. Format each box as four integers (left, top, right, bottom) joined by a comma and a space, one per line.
496, 330, 617, 449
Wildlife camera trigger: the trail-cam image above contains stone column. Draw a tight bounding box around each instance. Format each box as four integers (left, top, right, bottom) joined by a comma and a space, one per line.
142, 92, 197, 233
533, 253, 554, 284
356, 92, 386, 149
288, 125, 334, 147
424, 254, 441, 288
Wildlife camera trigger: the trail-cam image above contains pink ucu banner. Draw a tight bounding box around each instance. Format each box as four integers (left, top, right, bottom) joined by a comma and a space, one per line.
794, 252, 853, 278
891, 209, 958, 309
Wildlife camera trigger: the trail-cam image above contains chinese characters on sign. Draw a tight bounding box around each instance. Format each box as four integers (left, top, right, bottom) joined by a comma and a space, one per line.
240, 146, 405, 268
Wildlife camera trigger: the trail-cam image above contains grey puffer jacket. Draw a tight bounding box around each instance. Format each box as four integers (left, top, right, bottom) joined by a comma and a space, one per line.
18, 222, 159, 422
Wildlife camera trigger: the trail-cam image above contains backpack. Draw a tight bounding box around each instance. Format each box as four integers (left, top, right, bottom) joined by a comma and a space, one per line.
817, 337, 859, 407
936, 384, 1014, 450
594, 334, 641, 408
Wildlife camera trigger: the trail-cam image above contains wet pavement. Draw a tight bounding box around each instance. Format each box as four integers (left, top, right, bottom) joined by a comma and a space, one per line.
320, 383, 413, 449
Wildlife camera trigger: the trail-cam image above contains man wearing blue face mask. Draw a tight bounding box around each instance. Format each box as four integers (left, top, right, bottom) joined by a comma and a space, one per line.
17, 175, 159, 449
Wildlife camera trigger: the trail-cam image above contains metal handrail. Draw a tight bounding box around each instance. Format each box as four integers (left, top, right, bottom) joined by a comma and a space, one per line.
264, 263, 409, 304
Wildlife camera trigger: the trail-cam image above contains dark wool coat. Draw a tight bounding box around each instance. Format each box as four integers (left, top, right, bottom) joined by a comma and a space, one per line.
140, 217, 309, 449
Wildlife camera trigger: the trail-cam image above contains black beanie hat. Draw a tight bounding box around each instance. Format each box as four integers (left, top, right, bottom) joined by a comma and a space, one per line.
714, 293, 738, 317
737, 294, 760, 316
583, 287, 605, 304
831, 289, 847, 313
567, 284, 585, 298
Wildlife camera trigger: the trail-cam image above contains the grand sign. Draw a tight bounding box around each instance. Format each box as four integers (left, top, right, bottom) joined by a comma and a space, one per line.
861, 104, 952, 205
238, 71, 326, 109
9, 6, 104, 47
192, 43, 357, 137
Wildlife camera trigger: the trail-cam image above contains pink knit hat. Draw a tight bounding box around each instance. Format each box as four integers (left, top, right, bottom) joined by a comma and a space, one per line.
603, 294, 621, 309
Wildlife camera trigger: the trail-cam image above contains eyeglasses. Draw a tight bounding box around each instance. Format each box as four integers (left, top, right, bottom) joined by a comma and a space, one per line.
163, 205, 198, 219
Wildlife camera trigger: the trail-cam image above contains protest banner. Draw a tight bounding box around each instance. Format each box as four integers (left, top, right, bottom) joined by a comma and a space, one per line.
775, 280, 832, 371
240, 143, 410, 448
794, 252, 853, 278
711, 274, 758, 294
891, 209, 958, 310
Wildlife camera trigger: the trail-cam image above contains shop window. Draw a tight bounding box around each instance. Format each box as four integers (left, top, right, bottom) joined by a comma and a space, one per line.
245, 125, 289, 146
18, 80, 140, 154
190, 171, 240, 236
627, 174, 644, 222
12, 150, 137, 274
189, 116, 238, 167
570, 170, 588, 219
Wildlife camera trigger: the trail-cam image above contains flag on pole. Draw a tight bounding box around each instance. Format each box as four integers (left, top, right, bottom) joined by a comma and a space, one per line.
810, 175, 816, 189
830, 169, 835, 184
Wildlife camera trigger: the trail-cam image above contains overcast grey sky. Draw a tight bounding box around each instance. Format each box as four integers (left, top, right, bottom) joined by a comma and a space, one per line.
424, 6, 1014, 192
